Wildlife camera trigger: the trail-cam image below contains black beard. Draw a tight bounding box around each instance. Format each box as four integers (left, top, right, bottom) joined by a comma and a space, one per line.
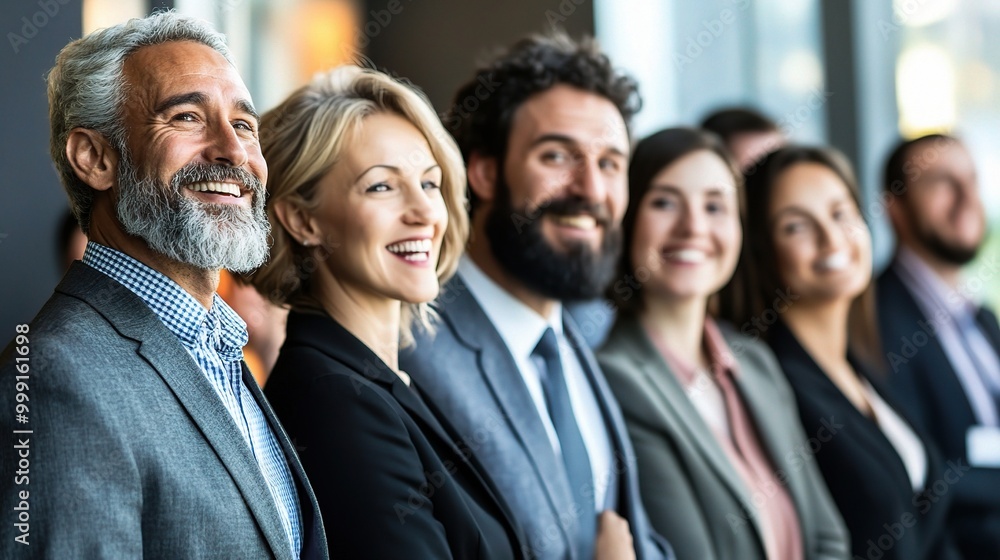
919, 230, 980, 266
905, 203, 981, 266
484, 171, 621, 301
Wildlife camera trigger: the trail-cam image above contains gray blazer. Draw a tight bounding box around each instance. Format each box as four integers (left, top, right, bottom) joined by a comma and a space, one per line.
0, 263, 328, 559
597, 313, 849, 560
400, 277, 673, 560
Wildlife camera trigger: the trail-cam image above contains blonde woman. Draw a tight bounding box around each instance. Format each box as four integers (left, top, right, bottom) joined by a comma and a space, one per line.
253, 66, 523, 559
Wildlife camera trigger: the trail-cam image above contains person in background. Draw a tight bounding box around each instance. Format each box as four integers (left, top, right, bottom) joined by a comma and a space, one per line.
253, 65, 525, 559
0, 12, 327, 559
400, 33, 673, 560
701, 107, 785, 173
878, 133, 1000, 559
598, 128, 849, 560
727, 145, 962, 560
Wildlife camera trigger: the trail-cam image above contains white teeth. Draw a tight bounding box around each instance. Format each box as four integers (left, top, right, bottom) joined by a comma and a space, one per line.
186, 182, 241, 197
386, 239, 432, 255
816, 251, 850, 271
552, 215, 597, 229
667, 249, 706, 263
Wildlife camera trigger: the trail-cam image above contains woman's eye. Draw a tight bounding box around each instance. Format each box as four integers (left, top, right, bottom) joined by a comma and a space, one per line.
541, 151, 569, 164
366, 183, 391, 193
783, 222, 805, 235
421, 180, 441, 191
706, 201, 725, 214
651, 197, 675, 210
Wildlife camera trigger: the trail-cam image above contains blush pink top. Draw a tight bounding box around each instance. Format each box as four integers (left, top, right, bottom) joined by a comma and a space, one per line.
647, 318, 804, 560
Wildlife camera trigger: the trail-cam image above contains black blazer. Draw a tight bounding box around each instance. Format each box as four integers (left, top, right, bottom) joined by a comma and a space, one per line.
768, 321, 962, 560
265, 310, 525, 559
878, 264, 1000, 558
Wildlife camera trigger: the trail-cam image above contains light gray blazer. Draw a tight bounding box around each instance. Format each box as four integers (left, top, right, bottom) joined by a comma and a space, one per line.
597, 313, 849, 560
0, 263, 328, 559
400, 277, 673, 560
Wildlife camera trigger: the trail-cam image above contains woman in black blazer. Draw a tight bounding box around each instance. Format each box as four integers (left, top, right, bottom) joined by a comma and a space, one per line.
252, 66, 523, 559
722, 146, 962, 560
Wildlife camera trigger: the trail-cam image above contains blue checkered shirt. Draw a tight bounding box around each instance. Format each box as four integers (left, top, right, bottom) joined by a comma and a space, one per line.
83, 242, 303, 558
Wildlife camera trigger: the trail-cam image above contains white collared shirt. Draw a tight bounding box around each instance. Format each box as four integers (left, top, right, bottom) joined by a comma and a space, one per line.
458, 257, 614, 511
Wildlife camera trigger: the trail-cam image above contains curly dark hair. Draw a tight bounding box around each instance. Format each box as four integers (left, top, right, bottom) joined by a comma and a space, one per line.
443, 32, 641, 209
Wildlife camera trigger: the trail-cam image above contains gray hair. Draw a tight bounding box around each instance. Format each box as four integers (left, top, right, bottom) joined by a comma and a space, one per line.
47, 11, 233, 233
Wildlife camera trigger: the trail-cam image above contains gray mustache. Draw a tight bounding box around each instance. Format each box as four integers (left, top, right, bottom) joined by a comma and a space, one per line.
170, 163, 264, 195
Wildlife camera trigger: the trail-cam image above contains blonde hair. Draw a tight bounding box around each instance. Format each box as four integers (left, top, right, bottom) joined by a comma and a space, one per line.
252, 65, 468, 346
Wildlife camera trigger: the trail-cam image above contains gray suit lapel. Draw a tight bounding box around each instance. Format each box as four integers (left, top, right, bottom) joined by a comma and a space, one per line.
442, 278, 579, 544
732, 359, 811, 526
63, 264, 293, 560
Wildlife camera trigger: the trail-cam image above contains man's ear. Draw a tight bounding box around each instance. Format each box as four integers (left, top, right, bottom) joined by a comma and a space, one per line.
273, 199, 323, 247
467, 151, 498, 203
65, 128, 118, 192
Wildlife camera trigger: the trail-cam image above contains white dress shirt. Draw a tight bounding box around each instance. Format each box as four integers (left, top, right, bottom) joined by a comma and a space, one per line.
458, 257, 615, 511
864, 380, 929, 491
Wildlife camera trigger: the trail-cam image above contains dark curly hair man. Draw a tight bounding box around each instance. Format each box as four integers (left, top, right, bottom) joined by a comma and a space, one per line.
402, 33, 675, 560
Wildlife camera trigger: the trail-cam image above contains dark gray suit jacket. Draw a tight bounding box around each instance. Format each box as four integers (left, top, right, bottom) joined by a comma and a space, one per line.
598, 313, 850, 560
400, 276, 673, 560
0, 263, 328, 559
878, 263, 1000, 559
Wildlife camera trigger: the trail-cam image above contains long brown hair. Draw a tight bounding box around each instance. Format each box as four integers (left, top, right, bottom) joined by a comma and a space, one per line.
613, 127, 743, 313
718, 145, 883, 371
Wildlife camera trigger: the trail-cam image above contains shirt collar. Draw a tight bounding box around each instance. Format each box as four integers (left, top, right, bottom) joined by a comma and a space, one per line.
645, 315, 740, 388
82, 241, 248, 356
894, 246, 976, 319
458, 256, 563, 361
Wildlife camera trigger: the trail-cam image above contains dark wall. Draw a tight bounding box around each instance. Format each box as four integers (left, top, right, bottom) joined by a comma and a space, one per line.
362, 0, 595, 112
0, 0, 83, 333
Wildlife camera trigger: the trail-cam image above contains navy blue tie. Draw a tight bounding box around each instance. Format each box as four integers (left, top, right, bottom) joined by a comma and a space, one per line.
532, 327, 596, 557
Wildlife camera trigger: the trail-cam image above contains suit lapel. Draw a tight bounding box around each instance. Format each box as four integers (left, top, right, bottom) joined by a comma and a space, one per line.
615, 315, 766, 539
243, 365, 327, 560
880, 267, 980, 427
731, 357, 812, 542
135, 327, 293, 559
975, 306, 1000, 352
441, 278, 578, 541
61, 264, 293, 560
